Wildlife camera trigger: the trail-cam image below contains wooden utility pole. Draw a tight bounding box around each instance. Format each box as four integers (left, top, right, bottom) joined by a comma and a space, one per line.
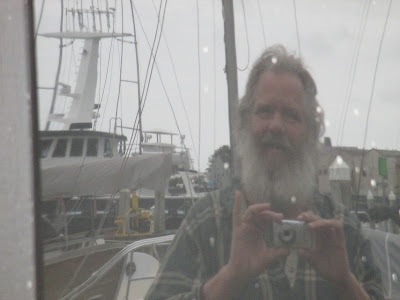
221, 0, 240, 179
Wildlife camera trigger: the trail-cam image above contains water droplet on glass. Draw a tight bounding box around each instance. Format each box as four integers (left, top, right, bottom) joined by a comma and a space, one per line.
204, 85, 209, 93
273, 7, 280, 15
316, 106, 322, 114
371, 141, 376, 148
353, 108, 359, 116
203, 46, 209, 53
361, 256, 367, 263
355, 167, 360, 173
325, 120, 331, 127
290, 196, 296, 204
26, 280, 32, 289
321, 3, 327, 9
8, 15, 12, 21
271, 57, 278, 64
254, 282, 260, 289
336, 156, 343, 165
370, 179, 377, 188
209, 237, 215, 247
372, 0, 377, 5
392, 273, 398, 282
224, 163, 229, 169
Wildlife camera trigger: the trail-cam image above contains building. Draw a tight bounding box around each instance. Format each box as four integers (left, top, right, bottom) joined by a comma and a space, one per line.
318, 137, 400, 210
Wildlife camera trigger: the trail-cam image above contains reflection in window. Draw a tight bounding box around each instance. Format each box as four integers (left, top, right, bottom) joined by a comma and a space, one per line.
104, 139, 113, 157
70, 139, 84, 157
40, 139, 53, 158
87, 138, 98, 157
52, 139, 68, 157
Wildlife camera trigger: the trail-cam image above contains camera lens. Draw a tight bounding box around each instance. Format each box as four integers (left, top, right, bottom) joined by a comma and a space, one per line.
279, 223, 296, 244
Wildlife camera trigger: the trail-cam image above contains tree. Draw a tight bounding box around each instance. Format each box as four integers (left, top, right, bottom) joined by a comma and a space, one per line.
208, 145, 231, 168
207, 145, 231, 189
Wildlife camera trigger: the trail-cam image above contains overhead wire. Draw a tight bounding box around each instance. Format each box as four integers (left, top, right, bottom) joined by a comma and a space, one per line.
257, 0, 267, 48
355, 0, 393, 212
337, 0, 372, 146
150, 0, 199, 162
292, 0, 302, 57
99, 38, 116, 130
45, 0, 65, 130
34, 0, 46, 43
113, 0, 125, 133
213, 0, 217, 152
140, 0, 164, 105
196, 0, 202, 172
94, 36, 115, 130
237, 0, 250, 71
128, 2, 197, 209
141, 1, 168, 114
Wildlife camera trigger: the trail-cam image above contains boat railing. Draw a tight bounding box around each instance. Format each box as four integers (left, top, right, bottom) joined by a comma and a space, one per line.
59, 234, 174, 300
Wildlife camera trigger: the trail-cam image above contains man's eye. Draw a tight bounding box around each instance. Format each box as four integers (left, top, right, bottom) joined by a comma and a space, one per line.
284, 110, 301, 122
255, 108, 273, 118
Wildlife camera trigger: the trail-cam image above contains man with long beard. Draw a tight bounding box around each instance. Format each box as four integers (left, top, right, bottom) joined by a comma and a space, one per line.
145, 46, 383, 300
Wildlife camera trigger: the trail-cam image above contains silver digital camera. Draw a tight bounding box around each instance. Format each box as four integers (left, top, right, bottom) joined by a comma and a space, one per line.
272, 220, 314, 249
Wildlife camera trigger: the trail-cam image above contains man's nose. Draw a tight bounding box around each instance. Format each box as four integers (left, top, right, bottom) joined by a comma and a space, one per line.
268, 112, 285, 134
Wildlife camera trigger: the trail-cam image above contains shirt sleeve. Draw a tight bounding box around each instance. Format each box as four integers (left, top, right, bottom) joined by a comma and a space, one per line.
345, 221, 385, 300
145, 201, 214, 300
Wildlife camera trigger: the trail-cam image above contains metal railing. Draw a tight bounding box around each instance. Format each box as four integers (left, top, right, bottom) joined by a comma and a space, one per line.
60, 234, 174, 300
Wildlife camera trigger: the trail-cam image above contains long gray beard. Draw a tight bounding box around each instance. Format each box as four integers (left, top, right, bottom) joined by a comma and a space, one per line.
237, 129, 318, 211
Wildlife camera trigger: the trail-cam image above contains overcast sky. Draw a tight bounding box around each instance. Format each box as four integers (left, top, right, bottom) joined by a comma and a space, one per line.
34, 0, 400, 171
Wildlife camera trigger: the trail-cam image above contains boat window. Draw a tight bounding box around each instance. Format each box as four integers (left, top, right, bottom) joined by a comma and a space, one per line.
70, 138, 84, 157
40, 139, 53, 158
118, 140, 126, 156
104, 139, 113, 157
52, 139, 68, 157
87, 138, 98, 157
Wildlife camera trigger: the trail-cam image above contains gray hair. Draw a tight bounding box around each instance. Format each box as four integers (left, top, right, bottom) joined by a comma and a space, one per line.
238, 45, 325, 144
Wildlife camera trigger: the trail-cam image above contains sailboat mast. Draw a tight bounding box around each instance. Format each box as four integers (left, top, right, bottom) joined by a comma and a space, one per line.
130, 3, 143, 154
221, 0, 239, 178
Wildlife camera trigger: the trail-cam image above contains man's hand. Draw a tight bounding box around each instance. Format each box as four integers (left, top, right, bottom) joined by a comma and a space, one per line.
203, 191, 289, 300
296, 211, 371, 300
226, 191, 289, 281
297, 211, 352, 287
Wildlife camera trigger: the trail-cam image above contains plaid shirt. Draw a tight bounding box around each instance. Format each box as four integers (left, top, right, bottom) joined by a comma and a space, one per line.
145, 186, 384, 300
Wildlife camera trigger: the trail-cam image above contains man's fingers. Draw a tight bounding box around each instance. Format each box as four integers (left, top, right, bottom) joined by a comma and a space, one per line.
246, 202, 271, 211
254, 210, 284, 224
307, 218, 342, 230
233, 190, 243, 226
297, 210, 319, 222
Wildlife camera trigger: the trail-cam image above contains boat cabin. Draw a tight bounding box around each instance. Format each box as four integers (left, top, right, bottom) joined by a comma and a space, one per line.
141, 130, 178, 154
141, 130, 191, 170
39, 130, 127, 160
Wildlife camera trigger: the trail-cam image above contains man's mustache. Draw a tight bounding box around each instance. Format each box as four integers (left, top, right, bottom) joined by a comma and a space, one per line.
259, 134, 293, 152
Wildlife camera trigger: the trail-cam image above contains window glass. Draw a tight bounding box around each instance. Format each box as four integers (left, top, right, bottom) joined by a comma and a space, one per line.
70, 138, 84, 157
40, 139, 52, 158
118, 141, 126, 156
52, 139, 68, 157
104, 139, 113, 157
86, 138, 98, 157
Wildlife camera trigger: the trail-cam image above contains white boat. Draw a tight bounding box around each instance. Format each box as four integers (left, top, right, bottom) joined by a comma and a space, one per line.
36, 1, 207, 240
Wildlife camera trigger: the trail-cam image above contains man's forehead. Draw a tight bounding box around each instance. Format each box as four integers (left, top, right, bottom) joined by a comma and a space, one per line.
253, 72, 305, 105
